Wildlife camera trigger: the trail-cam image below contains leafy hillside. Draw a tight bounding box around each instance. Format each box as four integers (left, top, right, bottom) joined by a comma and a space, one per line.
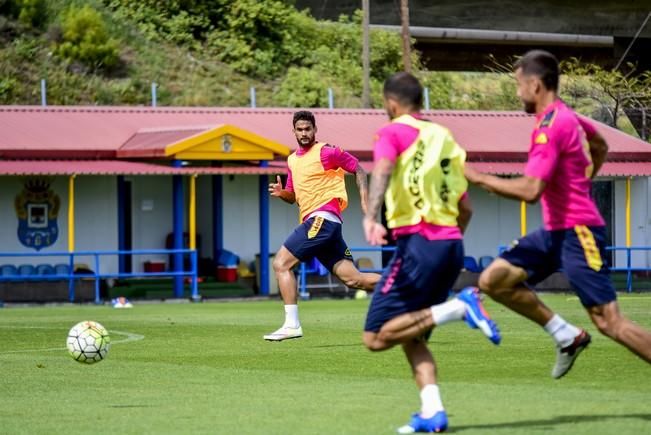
1, 0, 646, 139
0, 0, 523, 109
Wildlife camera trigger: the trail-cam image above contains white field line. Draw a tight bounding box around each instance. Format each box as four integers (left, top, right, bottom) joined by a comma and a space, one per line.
0, 327, 144, 354
566, 296, 651, 301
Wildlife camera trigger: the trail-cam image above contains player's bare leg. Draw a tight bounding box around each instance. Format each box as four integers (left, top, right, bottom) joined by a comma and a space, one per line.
332, 259, 380, 291
363, 288, 501, 351
272, 245, 300, 304
587, 301, 651, 363
362, 309, 433, 351
479, 258, 591, 378
365, 309, 433, 350
263, 246, 302, 341
396, 340, 449, 434
479, 258, 554, 326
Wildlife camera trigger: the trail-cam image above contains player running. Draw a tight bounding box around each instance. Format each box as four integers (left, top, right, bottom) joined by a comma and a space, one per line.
465, 50, 651, 378
362, 72, 500, 433
264, 110, 380, 341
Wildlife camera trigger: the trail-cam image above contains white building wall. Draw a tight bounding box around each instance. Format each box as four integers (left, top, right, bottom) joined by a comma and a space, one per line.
463, 185, 542, 259
73, 176, 119, 273
2, 174, 647, 278
195, 174, 383, 270
130, 176, 174, 270
0, 176, 118, 272
613, 178, 650, 269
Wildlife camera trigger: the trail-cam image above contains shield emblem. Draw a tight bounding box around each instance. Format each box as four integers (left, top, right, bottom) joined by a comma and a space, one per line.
15, 178, 60, 250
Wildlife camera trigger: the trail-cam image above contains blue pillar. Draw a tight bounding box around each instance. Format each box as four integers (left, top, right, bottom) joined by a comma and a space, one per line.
212, 172, 223, 267
258, 161, 270, 295
172, 160, 184, 297
117, 176, 127, 274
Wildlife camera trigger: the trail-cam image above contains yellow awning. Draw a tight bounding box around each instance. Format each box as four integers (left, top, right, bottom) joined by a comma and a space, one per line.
164, 124, 290, 160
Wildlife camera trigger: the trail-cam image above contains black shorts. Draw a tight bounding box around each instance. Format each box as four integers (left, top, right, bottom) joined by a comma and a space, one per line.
283, 216, 353, 272
364, 234, 463, 333
500, 225, 616, 307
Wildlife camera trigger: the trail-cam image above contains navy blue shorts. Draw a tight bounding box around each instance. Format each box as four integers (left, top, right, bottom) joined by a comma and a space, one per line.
364, 234, 463, 333
500, 225, 616, 307
283, 216, 353, 272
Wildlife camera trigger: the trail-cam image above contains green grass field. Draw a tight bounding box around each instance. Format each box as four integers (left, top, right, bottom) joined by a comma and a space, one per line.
1, 294, 650, 434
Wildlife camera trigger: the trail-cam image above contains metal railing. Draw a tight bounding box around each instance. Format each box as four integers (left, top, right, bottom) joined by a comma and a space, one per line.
295, 244, 651, 297
0, 249, 198, 303
606, 246, 651, 292
297, 246, 396, 298
497, 244, 651, 293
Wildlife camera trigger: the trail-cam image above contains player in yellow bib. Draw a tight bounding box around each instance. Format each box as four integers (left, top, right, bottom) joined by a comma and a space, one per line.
263, 111, 381, 341
362, 73, 500, 433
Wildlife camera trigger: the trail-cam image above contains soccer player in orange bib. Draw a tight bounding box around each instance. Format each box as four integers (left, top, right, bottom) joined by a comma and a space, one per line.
465, 50, 651, 378
264, 111, 380, 341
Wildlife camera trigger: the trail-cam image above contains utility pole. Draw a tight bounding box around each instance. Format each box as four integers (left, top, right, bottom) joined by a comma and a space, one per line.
400, 0, 411, 73
362, 0, 371, 107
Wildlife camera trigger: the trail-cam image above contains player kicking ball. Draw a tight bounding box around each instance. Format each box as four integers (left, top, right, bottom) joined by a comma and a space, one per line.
264, 111, 381, 341
362, 72, 500, 433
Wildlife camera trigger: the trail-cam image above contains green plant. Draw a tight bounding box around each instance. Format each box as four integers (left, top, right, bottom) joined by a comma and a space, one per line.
17, 0, 48, 29
55, 4, 120, 72
274, 66, 330, 107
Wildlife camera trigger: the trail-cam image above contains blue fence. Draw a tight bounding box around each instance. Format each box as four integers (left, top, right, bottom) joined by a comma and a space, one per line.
1, 245, 649, 302
0, 249, 198, 304
297, 246, 395, 298
606, 246, 651, 292
297, 245, 651, 297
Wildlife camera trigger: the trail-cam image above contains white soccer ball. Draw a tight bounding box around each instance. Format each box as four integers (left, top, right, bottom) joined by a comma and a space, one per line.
66, 321, 111, 364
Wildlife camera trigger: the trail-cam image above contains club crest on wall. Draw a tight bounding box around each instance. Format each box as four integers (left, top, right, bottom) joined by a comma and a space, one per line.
15, 178, 60, 250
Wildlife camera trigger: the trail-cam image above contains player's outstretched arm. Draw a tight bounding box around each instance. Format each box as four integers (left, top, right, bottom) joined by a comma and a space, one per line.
457, 195, 473, 234
268, 175, 295, 204
465, 166, 546, 204
588, 131, 608, 178
354, 163, 369, 216
363, 158, 394, 246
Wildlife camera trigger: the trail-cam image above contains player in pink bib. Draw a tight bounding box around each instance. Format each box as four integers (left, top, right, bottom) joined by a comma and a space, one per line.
466, 50, 651, 379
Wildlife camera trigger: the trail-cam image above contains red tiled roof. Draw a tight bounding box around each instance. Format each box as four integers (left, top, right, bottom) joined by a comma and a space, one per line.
120, 126, 212, 158
361, 160, 651, 176
467, 161, 651, 177
1, 106, 650, 162
0, 160, 285, 176
0, 158, 647, 177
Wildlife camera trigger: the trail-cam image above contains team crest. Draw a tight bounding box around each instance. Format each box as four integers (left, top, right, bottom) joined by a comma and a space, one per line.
15, 178, 60, 250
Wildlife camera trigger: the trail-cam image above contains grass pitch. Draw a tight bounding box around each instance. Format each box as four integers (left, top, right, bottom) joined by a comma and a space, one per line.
1, 294, 650, 434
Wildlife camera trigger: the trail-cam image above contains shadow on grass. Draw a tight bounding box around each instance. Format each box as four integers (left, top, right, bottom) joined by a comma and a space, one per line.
308, 343, 362, 348
451, 413, 651, 432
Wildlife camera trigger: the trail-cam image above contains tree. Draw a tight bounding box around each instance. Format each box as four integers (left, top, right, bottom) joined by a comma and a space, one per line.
361, 0, 370, 107
562, 58, 651, 140
399, 0, 411, 73
488, 54, 651, 141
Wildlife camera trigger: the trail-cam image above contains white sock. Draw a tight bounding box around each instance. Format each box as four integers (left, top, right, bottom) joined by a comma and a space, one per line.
283, 305, 300, 329
431, 299, 466, 326
420, 384, 444, 418
543, 314, 581, 348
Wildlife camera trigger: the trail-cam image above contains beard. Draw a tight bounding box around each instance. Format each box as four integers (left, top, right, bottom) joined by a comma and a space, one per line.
523, 100, 536, 114
296, 137, 315, 148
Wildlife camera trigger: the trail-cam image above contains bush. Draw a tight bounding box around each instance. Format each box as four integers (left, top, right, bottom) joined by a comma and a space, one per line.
275, 67, 331, 107
55, 5, 120, 72
207, 0, 311, 77
17, 0, 48, 29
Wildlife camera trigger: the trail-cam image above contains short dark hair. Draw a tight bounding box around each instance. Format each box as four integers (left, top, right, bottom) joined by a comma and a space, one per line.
514, 50, 559, 91
383, 72, 423, 109
293, 110, 316, 128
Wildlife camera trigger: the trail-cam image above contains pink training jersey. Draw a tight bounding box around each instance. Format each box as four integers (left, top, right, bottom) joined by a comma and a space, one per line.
524, 99, 605, 230
286, 143, 359, 221
374, 114, 466, 240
